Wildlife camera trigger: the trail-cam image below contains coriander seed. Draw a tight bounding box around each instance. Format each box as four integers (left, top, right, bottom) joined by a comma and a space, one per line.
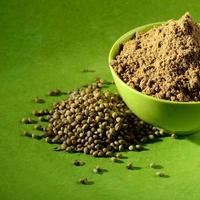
73, 160, 85, 166
156, 171, 165, 177
116, 153, 122, 158
171, 133, 177, 139
79, 178, 88, 184
126, 163, 133, 170
111, 157, 118, 162
34, 124, 43, 131
34, 97, 44, 103
21, 118, 33, 124
21, 131, 32, 137
93, 166, 102, 174
149, 163, 156, 169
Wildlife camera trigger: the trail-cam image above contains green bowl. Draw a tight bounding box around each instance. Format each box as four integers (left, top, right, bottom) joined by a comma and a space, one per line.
109, 22, 200, 134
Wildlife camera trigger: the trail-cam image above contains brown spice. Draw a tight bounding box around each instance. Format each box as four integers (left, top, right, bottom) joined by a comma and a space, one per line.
112, 13, 200, 102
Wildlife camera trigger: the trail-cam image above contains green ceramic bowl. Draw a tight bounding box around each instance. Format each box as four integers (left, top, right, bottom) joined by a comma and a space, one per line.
109, 22, 200, 134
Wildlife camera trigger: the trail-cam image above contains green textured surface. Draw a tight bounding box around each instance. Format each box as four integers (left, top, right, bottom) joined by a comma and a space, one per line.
1, 0, 200, 200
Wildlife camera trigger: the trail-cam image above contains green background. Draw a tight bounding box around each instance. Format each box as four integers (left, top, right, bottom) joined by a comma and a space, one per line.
1, 0, 200, 199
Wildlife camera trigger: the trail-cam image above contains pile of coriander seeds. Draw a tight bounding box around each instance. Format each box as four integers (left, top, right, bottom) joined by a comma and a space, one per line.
22, 79, 165, 157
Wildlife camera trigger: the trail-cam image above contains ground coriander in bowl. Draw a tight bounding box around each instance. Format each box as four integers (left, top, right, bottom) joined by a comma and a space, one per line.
111, 12, 200, 102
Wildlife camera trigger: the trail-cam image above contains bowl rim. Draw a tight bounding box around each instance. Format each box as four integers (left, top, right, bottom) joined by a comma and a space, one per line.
109, 22, 200, 105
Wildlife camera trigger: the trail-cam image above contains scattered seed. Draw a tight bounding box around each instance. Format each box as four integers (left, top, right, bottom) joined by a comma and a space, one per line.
39, 116, 49, 122
42, 127, 48, 132
111, 157, 118, 162
159, 129, 165, 135
148, 134, 155, 140
48, 89, 61, 96
34, 97, 44, 103
126, 162, 133, 170
128, 145, 135, 151
34, 124, 43, 131
116, 153, 123, 158
21, 118, 33, 124
45, 137, 51, 143
73, 160, 85, 166
93, 166, 102, 174
106, 151, 112, 157
79, 178, 89, 184
21, 131, 32, 137
171, 133, 177, 139
111, 80, 115, 84
136, 144, 143, 150
156, 171, 166, 177
32, 110, 40, 116
21, 118, 28, 124
32, 134, 43, 140
141, 136, 148, 143
149, 163, 156, 169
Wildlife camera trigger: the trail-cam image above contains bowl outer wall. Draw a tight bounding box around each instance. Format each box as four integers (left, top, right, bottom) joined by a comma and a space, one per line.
109, 22, 200, 133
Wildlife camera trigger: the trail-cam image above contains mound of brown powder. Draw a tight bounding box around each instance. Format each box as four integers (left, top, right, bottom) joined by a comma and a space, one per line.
111, 13, 200, 102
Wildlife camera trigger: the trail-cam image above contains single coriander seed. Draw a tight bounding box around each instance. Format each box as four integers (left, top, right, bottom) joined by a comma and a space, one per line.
128, 145, 135, 151
32, 110, 40, 116
21, 131, 32, 137
136, 144, 143, 150
148, 134, 155, 140
21, 118, 29, 124
111, 157, 118, 162
93, 166, 101, 174
79, 178, 88, 184
73, 160, 85, 166
171, 133, 177, 139
149, 163, 156, 169
34, 124, 43, 131
34, 97, 43, 103
156, 171, 165, 177
116, 153, 122, 158
126, 163, 133, 170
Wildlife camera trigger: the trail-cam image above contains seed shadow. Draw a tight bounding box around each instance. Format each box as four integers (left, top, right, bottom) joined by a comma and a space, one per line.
187, 131, 200, 145
152, 164, 163, 169
53, 147, 62, 151
46, 92, 64, 97
60, 92, 69, 95
115, 153, 128, 159
78, 180, 94, 185
146, 138, 164, 144
120, 156, 128, 159
157, 174, 170, 178
30, 120, 38, 124
40, 99, 45, 103
101, 168, 108, 173
134, 166, 142, 170
135, 147, 149, 152
127, 166, 142, 171
34, 99, 45, 104
163, 175, 170, 178
104, 81, 113, 85
115, 159, 124, 164
86, 180, 94, 185
81, 69, 96, 73
96, 168, 108, 175
175, 133, 193, 140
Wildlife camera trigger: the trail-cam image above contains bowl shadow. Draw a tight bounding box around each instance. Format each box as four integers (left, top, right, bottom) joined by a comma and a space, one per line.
187, 131, 200, 145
